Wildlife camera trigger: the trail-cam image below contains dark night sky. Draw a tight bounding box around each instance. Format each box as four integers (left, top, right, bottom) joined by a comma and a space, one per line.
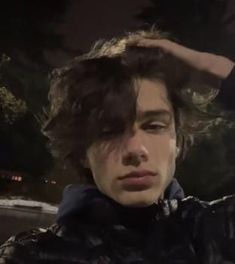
45, 0, 151, 66
44, 0, 235, 67
59, 0, 150, 51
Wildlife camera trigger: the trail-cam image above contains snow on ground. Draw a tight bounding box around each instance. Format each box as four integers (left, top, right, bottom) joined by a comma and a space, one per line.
0, 198, 58, 213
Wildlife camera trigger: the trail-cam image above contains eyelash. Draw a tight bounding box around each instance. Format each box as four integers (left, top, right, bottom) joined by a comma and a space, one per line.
142, 122, 167, 131
100, 122, 168, 139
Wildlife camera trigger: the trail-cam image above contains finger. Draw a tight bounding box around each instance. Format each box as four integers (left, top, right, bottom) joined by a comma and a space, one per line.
133, 38, 201, 63
133, 39, 179, 52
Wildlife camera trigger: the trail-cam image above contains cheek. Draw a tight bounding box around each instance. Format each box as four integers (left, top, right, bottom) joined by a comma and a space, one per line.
162, 137, 177, 178
163, 138, 177, 166
87, 146, 119, 196
87, 144, 117, 177
149, 135, 177, 160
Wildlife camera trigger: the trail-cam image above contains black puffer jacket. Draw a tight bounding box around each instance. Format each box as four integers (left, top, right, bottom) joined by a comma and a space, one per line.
1, 183, 235, 264
1, 68, 235, 264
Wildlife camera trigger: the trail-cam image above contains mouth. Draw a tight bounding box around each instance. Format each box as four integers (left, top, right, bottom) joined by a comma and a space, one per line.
120, 170, 157, 179
118, 170, 157, 190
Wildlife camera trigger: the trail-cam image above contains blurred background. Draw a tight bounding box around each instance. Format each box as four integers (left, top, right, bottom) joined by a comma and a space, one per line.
1, 0, 235, 242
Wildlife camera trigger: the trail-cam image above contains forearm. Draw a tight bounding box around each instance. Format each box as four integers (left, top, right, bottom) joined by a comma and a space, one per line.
133, 37, 235, 109
133, 38, 235, 79
199, 52, 234, 79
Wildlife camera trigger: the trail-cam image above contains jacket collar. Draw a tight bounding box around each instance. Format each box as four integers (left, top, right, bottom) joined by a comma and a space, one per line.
57, 179, 184, 227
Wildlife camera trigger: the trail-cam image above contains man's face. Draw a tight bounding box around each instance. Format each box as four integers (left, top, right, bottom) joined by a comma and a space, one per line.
85, 79, 178, 207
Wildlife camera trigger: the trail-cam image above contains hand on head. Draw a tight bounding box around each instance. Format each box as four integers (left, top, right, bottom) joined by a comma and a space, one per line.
129, 37, 234, 79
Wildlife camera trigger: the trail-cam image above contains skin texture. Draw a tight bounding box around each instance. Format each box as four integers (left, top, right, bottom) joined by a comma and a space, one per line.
131, 38, 234, 79
85, 79, 178, 207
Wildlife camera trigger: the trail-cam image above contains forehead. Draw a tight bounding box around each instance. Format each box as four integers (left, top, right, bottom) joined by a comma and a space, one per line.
135, 78, 173, 114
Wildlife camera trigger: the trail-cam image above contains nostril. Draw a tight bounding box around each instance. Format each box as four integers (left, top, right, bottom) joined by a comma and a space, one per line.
122, 150, 148, 166
123, 154, 141, 166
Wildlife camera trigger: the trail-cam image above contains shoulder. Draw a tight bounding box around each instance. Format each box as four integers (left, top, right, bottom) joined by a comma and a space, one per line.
175, 195, 235, 235
179, 195, 235, 262
177, 194, 235, 221
179, 194, 235, 211
0, 224, 59, 263
194, 195, 235, 234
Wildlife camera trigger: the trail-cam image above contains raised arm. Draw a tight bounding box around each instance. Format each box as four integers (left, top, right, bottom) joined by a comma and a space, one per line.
131, 38, 234, 79
131, 37, 235, 110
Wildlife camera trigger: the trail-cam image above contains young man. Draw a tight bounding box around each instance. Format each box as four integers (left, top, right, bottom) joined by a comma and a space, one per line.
0, 30, 235, 264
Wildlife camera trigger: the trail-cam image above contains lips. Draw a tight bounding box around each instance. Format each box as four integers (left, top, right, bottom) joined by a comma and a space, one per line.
120, 170, 157, 179
118, 170, 157, 190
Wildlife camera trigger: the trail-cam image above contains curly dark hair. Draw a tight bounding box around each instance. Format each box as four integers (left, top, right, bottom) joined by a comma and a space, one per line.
42, 30, 219, 183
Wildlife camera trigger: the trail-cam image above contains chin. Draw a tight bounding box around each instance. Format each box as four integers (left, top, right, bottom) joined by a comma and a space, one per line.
126, 200, 155, 208
115, 189, 162, 208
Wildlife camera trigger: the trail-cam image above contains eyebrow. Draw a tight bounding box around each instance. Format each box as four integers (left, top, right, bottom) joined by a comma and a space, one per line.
137, 109, 173, 122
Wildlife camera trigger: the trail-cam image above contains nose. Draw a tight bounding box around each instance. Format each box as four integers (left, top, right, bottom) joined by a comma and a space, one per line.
122, 129, 149, 167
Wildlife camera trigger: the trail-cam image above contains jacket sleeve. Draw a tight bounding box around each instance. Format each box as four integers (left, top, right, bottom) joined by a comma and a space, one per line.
0, 237, 32, 264
194, 195, 235, 264
216, 66, 235, 111
0, 228, 46, 264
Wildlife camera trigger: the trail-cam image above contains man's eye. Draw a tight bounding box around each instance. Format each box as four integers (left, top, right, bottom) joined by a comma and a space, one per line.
142, 123, 167, 131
